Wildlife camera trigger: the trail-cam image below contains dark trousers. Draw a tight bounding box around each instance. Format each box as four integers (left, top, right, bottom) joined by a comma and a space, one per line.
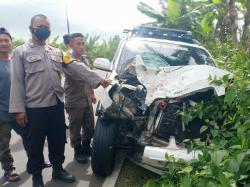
23, 101, 66, 175
66, 106, 94, 148
0, 122, 21, 172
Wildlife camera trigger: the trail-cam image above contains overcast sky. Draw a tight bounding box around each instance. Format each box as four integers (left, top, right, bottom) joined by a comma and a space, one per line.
0, 0, 159, 41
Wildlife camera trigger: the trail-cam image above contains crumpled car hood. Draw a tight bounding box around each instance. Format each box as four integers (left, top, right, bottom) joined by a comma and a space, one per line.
134, 55, 232, 106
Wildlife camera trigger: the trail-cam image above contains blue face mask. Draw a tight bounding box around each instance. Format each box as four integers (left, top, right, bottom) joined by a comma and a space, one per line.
32, 27, 51, 41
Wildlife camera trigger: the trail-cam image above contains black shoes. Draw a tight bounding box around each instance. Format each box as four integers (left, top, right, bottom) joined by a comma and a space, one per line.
32, 174, 44, 187
73, 141, 91, 163
32, 167, 75, 186
52, 167, 75, 183
74, 144, 88, 164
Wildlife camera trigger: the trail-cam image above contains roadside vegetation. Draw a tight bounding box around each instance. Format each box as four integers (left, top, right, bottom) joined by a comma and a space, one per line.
117, 160, 159, 187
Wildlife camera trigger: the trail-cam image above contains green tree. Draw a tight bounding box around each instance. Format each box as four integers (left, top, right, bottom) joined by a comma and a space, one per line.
85, 34, 120, 64
137, 0, 250, 45
12, 38, 25, 48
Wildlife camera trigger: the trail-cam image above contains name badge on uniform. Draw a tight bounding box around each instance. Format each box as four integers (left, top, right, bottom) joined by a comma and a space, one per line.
26, 55, 42, 63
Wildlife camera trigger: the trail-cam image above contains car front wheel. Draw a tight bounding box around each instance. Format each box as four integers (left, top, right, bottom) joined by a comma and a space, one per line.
91, 118, 117, 176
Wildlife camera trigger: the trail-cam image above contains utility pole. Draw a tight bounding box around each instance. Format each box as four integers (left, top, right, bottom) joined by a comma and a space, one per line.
66, 4, 70, 34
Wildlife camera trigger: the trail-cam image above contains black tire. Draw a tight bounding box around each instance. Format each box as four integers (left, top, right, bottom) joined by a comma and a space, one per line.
91, 118, 117, 176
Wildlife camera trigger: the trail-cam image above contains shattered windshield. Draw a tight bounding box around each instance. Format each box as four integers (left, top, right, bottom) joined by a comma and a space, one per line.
117, 39, 214, 73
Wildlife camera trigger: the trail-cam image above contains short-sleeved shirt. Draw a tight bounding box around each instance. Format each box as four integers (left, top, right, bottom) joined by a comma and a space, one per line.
0, 60, 15, 122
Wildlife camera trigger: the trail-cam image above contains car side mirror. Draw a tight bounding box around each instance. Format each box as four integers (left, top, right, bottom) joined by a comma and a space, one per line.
93, 58, 112, 72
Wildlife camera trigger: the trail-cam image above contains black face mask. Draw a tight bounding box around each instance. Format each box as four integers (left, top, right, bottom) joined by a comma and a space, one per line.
32, 27, 51, 41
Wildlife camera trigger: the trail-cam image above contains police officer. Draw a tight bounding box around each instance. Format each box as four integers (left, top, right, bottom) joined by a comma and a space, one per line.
9, 14, 110, 187
64, 33, 96, 163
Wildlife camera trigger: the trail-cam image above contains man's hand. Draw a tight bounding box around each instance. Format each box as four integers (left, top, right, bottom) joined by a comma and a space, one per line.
16, 112, 27, 127
99, 79, 112, 88
91, 94, 97, 104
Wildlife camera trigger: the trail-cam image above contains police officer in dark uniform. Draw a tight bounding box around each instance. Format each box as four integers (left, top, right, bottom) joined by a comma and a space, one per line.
9, 14, 110, 187
64, 33, 96, 164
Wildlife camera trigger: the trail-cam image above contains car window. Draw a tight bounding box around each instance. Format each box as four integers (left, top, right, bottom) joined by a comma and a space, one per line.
117, 40, 214, 73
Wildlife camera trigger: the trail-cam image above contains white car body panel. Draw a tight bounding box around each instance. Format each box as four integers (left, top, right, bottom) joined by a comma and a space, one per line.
135, 55, 231, 105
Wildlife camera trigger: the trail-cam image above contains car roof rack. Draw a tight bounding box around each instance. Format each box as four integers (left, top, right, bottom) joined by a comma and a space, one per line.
123, 26, 193, 44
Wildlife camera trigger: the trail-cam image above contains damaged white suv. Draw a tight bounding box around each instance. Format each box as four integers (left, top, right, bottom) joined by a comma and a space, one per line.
91, 26, 231, 176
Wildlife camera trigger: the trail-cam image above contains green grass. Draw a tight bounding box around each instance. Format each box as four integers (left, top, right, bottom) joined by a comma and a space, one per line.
116, 160, 160, 187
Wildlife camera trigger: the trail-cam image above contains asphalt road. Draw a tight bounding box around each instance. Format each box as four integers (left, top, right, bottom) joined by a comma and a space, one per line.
0, 69, 120, 187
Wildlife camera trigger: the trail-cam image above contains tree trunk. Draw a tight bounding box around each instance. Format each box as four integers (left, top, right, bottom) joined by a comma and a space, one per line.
228, 0, 238, 43
215, 0, 238, 42
242, 1, 250, 45
215, 9, 226, 40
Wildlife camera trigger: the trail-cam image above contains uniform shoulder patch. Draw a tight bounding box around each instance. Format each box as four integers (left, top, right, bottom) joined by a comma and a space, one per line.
47, 45, 63, 63
47, 45, 62, 53
62, 51, 76, 64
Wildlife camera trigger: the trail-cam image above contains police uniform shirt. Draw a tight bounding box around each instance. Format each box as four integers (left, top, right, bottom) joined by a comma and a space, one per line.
9, 41, 102, 113
64, 54, 93, 108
